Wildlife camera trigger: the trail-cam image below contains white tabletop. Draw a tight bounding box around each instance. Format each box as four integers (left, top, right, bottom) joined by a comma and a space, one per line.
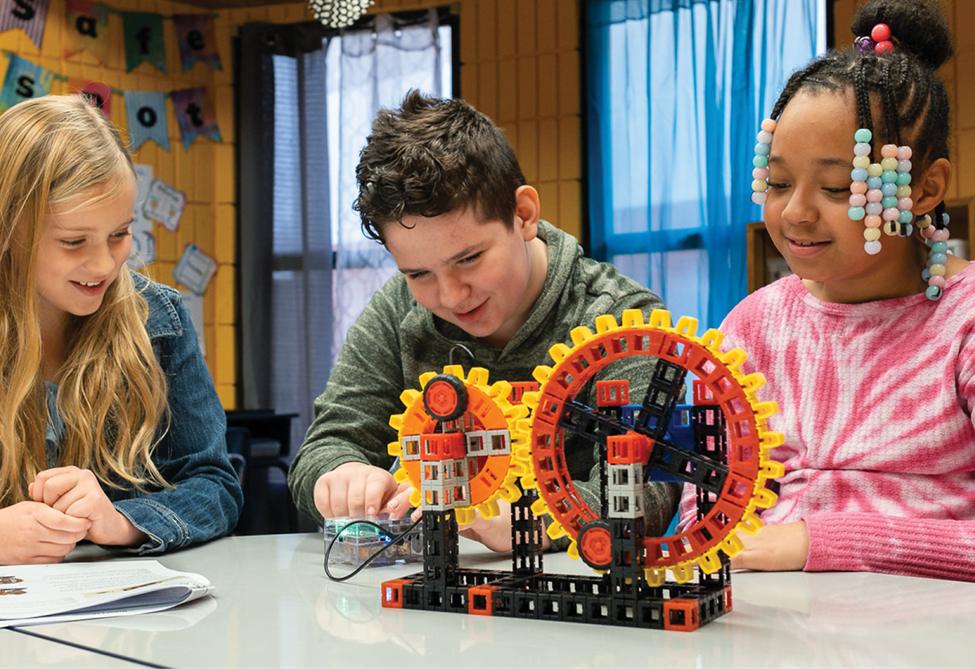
18, 533, 975, 668
1, 628, 135, 667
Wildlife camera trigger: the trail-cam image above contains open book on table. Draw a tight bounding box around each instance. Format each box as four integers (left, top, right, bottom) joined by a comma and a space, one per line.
0, 560, 212, 628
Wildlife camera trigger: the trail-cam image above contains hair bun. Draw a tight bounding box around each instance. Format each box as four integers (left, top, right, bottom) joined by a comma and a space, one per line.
852, 0, 953, 70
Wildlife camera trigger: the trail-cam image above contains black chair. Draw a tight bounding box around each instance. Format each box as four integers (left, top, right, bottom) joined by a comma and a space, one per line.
225, 410, 300, 535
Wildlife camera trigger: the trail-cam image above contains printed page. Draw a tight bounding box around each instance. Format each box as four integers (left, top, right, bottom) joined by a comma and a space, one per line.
0, 560, 211, 627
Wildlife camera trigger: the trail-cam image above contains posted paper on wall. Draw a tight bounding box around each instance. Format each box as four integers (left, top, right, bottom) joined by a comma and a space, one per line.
144, 178, 186, 232
173, 243, 217, 296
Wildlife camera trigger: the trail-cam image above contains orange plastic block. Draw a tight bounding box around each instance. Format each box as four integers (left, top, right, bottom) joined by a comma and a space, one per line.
607, 432, 651, 464
509, 381, 540, 404
596, 379, 630, 407
663, 599, 700, 631
693, 379, 715, 404
468, 584, 498, 615
381, 578, 413, 608
419, 432, 466, 461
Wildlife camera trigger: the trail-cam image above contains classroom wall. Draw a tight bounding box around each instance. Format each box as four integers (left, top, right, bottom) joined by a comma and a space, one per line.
0, 0, 238, 408
833, 0, 975, 201
221, 0, 584, 241
0, 0, 577, 410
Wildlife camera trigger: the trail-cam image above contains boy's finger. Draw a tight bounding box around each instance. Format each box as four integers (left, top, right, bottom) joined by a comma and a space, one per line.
25, 555, 66, 565
33, 540, 78, 557
382, 487, 413, 519
329, 480, 349, 518
30, 466, 79, 492
63, 498, 96, 520
313, 479, 333, 518
363, 472, 393, 516
347, 476, 367, 517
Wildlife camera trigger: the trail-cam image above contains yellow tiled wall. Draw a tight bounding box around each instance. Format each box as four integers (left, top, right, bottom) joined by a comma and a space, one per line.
0, 0, 238, 407
222, 0, 584, 240
0, 0, 579, 409
833, 0, 975, 201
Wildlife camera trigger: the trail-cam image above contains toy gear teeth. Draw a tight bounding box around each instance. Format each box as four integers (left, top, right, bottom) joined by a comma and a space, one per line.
519, 308, 784, 581
389, 366, 530, 526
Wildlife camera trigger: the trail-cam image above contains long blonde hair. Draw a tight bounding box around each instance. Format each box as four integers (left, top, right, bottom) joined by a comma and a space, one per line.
0, 95, 170, 507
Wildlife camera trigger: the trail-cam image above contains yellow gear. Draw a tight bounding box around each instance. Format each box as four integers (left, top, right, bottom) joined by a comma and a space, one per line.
388, 365, 531, 526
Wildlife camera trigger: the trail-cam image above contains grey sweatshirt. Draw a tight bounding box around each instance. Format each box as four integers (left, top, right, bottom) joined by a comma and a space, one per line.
288, 221, 679, 543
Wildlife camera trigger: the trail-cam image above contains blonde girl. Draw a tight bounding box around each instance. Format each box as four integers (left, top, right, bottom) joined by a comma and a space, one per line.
0, 95, 241, 564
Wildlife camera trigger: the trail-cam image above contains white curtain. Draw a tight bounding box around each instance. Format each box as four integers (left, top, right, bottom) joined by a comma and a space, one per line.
326, 11, 451, 362
268, 11, 450, 450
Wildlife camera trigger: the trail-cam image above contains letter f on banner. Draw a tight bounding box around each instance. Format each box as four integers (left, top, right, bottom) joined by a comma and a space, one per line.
122, 11, 167, 73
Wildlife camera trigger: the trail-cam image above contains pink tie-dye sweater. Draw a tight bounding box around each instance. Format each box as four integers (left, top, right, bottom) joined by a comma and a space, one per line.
679, 263, 975, 581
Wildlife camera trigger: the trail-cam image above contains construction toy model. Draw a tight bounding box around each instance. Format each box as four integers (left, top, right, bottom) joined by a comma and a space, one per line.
381, 309, 784, 631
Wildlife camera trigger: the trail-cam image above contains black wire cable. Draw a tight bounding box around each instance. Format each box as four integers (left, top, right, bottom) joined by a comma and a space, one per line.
323, 517, 423, 582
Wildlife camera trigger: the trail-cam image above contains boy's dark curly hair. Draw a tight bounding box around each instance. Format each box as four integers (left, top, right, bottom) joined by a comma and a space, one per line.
353, 90, 526, 243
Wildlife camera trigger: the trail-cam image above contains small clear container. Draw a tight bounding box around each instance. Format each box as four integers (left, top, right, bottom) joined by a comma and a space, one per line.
322, 515, 424, 568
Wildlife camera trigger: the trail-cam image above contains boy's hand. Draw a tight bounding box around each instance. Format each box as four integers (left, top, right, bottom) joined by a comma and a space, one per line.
29, 467, 146, 547
0, 501, 90, 564
456, 500, 552, 553
313, 462, 401, 519
730, 520, 809, 572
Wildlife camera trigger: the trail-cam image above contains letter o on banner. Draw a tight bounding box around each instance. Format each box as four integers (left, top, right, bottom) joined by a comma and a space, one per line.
137, 105, 157, 127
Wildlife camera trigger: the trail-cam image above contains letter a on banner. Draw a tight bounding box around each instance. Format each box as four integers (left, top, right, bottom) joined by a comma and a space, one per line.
0, 0, 50, 49
124, 90, 169, 151
64, 0, 110, 64
0, 53, 54, 112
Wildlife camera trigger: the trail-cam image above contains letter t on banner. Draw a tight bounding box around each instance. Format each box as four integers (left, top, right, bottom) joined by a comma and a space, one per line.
171, 86, 221, 149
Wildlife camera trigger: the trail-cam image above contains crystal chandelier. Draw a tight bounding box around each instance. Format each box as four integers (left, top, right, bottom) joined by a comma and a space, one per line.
308, 0, 375, 29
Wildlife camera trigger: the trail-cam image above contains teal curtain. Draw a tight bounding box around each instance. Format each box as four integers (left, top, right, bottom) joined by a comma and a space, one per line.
585, 0, 822, 325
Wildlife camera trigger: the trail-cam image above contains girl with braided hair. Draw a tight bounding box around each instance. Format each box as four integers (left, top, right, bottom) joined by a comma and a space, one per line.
678, 0, 974, 581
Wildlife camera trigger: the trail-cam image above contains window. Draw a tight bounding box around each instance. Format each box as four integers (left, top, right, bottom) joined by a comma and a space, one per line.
238, 10, 455, 449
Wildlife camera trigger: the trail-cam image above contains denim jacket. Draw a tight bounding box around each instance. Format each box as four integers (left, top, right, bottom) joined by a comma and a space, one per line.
47, 272, 243, 554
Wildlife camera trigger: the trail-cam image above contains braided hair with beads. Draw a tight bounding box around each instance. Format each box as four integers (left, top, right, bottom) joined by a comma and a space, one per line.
750, 0, 954, 300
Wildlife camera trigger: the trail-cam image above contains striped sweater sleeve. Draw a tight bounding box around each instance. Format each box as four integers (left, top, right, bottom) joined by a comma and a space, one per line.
803, 513, 975, 580
804, 316, 975, 581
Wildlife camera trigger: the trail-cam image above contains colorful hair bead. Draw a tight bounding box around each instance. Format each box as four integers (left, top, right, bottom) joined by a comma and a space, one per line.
922, 211, 951, 301
751, 119, 776, 205
851, 132, 915, 252
855, 23, 895, 54
850, 129, 878, 254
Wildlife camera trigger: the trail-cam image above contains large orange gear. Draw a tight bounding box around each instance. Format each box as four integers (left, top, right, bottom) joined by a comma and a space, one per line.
518, 308, 785, 584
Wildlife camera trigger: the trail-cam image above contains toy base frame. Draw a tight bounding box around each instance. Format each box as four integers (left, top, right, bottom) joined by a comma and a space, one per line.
381, 567, 731, 631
